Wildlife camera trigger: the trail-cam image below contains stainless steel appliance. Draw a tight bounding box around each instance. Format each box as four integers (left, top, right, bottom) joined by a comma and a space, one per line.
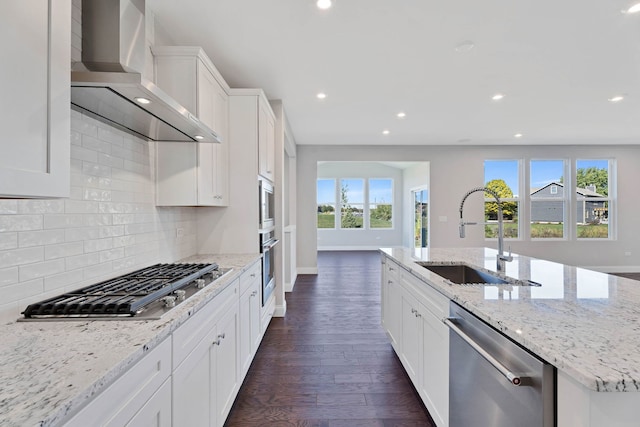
260, 230, 278, 306
259, 178, 275, 231
71, 0, 221, 143
20, 263, 231, 321
445, 301, 555, 427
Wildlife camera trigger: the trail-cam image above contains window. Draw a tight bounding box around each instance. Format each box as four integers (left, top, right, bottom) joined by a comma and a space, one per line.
369, 178, 393, 228
317, 177, 394, 230
575, 160, 611, 239
317, 179, 336, 229
340, 179, 364, 228
484, 160, 519, 239
530, 160, 566, 239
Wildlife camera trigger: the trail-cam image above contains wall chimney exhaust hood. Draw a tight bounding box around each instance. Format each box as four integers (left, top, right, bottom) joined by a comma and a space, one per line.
71, 0, 221, 143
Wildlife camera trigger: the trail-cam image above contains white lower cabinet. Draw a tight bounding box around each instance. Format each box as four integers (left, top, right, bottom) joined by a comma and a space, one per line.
239, 261, 262, 379
61, 261, 269, 427
172, 280, 239, 427
64, 338, 172, 427
381, 258, 402, 352
381, 257, 449, 427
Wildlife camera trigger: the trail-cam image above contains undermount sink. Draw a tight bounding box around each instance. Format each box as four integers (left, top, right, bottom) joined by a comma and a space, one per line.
416, 262, 541, 287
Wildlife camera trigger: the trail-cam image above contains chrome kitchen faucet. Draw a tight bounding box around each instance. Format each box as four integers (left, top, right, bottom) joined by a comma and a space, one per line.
459, 187, 513, 272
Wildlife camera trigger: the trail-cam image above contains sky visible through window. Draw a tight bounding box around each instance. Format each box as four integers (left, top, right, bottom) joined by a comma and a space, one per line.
484, 159, 609, 196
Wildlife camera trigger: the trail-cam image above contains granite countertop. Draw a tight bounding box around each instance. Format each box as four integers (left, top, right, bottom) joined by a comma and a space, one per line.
0, 253, 261, 427
381, 247, 640, 393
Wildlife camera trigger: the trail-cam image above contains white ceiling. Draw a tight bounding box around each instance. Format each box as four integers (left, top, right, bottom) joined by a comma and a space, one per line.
148, 0, 640, 146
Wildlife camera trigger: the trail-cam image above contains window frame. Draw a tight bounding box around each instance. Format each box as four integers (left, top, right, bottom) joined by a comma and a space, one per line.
483, 159, 522, 240
368, 178, 394, 230
529, 159, 568, 241
316, 178, 337, 230
574, 159, 615, 240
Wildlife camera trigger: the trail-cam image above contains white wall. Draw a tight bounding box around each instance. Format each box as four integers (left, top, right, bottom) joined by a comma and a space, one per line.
317, 162, 404, 249
297, 144, 640, 273
402, 162, 430, 248
0, 111, 198, 321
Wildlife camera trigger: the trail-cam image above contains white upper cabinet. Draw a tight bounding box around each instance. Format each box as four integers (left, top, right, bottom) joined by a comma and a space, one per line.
153, 46, 229, 206
258, 97, 276, 182
0, 0, 70, 198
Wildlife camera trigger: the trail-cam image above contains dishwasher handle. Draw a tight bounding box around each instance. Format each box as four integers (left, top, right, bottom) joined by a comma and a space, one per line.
444, 317, 526, 386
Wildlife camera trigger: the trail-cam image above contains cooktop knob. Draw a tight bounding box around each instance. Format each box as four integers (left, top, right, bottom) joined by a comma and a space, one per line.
195, 278, 206, 289
174, 289, 186, 301
162, 296, 177, 308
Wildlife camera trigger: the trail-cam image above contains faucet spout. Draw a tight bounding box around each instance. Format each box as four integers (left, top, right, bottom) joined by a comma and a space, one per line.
459, 186, 513, 272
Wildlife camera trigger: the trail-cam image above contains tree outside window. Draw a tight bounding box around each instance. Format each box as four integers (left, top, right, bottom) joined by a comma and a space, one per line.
340, 179, 364, 228
369, 178, 393, 228
575, 160, 611, 239
484, 160, 519, 239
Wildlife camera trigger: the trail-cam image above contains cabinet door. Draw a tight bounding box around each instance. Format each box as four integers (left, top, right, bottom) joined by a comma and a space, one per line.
420, 309, 449, 427
173, 329, 216, 427
400, 292, 422, 384
125, 378, 172, 427
213, 305, 239, 426
0, 0, 70, 198
258, 100, 275, 182
383, 262, 403, 351
211, 81, 229, 205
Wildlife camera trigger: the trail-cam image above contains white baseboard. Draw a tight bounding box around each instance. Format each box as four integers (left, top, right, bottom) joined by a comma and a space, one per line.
297, 267, 318, 274
285, 272, 297, 292
318, 246, 383, 251
584, 265, 640, 273
274, 301, 286, 317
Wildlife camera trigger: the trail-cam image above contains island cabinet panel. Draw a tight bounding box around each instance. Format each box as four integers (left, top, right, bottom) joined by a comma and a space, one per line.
0, 0, 70, 198
557, 370, 640, 427
63, 338, 172, 427
154, 46, 229, 206
381, 256, 449, 427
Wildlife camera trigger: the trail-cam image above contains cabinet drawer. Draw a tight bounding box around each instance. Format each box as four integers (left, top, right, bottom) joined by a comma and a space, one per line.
64, 338, 171, 427
172, 279, 239, 369
400, 271, 448, 320
239, 260, 261, 295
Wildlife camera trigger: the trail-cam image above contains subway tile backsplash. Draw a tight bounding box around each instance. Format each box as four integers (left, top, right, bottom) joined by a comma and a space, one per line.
0, 110, 198, 321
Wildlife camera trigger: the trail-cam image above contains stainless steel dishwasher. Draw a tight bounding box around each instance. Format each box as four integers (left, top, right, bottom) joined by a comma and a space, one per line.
445, 301, 555, 427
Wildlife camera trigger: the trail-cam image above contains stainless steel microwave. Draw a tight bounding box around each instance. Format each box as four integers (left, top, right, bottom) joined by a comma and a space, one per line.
259, 178, 274, 230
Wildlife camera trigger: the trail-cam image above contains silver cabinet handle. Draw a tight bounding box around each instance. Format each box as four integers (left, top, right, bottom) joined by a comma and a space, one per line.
217, 333, 225, 340
251, 290, 258, 297
389, 267, 395, 271
250, 273, 256, 277
212, 339, 221, 346
444, 317, 525, 386
410, 308, 417, 314
387, 280, 393, 284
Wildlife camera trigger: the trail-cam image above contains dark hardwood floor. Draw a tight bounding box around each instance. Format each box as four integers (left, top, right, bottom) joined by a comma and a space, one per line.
224, 250, 436, 427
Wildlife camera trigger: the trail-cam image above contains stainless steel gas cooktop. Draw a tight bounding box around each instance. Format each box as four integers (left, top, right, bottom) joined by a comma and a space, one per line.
20, 263, 231, 321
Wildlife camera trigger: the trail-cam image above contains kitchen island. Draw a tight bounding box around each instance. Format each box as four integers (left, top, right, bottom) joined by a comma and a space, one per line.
381, 247, 640, 427
0, 253, 262, 427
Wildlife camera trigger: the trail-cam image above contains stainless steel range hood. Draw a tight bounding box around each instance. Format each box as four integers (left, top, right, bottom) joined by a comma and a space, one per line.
71, 0, 221, 143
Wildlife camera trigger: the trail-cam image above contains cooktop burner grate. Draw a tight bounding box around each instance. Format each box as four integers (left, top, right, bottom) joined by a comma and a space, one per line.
21, 263, 224, 319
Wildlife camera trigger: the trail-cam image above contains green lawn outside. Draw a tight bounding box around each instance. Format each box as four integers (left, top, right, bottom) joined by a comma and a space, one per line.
317, 213, 335, 228
371, 217, 392, 228
486, 222, 609, 238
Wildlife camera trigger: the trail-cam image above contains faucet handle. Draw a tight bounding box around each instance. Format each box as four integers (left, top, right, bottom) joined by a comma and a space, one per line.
503, 246, 514, 262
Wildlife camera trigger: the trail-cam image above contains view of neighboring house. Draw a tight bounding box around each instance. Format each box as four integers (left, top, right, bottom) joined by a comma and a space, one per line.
530, 182, 607, 224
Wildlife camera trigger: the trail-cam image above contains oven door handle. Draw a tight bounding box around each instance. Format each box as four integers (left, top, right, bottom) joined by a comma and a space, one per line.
262, 239, 280, 250
444, 317, 526, 386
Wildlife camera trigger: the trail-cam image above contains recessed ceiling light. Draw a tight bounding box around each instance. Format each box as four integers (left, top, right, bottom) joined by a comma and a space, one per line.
382, 129, 390, 135
455, 40, 475, 52
317, 0, 332, 10
514, 133, 523, 138
397, 112, 406, 119
627, 3, 640, 13
135, 97, 151, 104
492, 93, 505, 101
194, 135, 204, 140
316, 92, 327, 100
608, 95, 624, 103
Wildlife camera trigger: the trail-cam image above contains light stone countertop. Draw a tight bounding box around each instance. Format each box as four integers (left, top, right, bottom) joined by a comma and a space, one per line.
381, 247, 640, 393
0, 253, 261, 427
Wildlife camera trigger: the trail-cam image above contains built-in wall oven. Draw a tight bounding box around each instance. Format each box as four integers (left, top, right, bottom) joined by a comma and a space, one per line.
260, 229, 278, 306
259, 178, 275, 230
